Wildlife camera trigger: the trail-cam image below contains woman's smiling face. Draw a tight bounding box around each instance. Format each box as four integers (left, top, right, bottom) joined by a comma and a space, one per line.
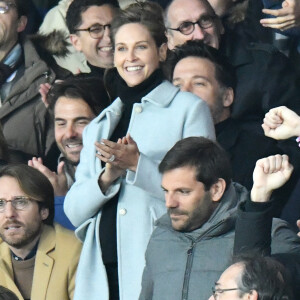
114, 23, 162, 87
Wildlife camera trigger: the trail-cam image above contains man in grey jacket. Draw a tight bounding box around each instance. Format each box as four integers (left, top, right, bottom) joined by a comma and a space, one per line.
0, 0, 69, 166
139, 137, 299, 300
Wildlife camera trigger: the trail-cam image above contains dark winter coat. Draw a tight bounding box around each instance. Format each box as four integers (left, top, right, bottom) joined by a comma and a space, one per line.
0, 35, 69, 165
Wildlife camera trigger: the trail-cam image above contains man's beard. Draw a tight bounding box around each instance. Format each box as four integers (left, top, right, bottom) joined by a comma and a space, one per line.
59, 137, 82, 166
0, 220, 42, 249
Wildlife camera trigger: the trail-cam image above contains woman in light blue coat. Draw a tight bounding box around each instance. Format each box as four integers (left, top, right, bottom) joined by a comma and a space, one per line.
64, 2, 215, 300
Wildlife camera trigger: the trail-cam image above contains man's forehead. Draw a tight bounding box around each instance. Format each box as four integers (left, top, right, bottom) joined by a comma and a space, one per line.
168, 0, 212, 25
219, 263, 244, 285
80, 4, 114, 23
54, 96, 93, 114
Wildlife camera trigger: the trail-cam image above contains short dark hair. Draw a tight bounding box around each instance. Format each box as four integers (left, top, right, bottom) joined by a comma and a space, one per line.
233, 253, 293, 300
110, 1, 167, 48
14, 0, 29, 17
0, 164, 54, 226
165, 40, 236, 90
0, 286, 18, 300
47, 76, 111, 117
66, 0, 119, 34
159, 137, 232, 191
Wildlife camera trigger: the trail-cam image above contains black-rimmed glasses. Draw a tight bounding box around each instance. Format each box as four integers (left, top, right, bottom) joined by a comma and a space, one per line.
167, 15, 217, 35
0, 196, 38, 212
212, 287, 240, 300
75, 23, 111, 39
0, 1, 16, 14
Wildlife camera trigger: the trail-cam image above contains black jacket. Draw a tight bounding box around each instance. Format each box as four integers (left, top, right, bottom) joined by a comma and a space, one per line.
234, 200, 300, 299
220, 31, 300, 127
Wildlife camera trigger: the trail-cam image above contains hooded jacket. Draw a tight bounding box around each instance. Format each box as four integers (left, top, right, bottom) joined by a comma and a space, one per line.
139, 182, 300, 300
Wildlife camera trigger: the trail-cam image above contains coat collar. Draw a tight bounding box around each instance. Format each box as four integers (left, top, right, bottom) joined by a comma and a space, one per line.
0, 225, 56, 300
140, 80, 179, 107
0, 38, 55, 119
106, 80, 180, 113
31, 225, 55, 300
157, 182, 249, 240
94, 80, 180, 126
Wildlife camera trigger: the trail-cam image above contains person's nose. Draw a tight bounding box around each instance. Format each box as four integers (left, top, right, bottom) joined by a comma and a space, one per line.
64, 123, 77, 139
165, 193, 178, 208
180, 81, 192, 93
192, 23, 206, 41
4, 202, 17, 219
101, 25, 111, 43
126, 47, 137, 62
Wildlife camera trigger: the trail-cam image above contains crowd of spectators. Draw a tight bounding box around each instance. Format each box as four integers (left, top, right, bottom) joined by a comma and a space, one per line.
0, 0, 299, 299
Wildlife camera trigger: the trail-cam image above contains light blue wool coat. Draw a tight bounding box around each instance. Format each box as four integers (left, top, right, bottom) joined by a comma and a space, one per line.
64, 80, 216, 300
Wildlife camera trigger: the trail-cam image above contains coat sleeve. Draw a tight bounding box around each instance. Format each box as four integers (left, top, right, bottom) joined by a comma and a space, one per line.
126, 98, 215, 199
233, 200, 273, 255
64, 123, 121, 227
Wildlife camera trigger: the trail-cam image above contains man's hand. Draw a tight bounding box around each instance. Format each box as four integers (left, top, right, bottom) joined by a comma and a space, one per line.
39, 83, 52, 108
251, 155, 294, 202
262, 106, 300, 140
260, 0, 300, 31
297, 220, 300, 238
28, 157, 68, 196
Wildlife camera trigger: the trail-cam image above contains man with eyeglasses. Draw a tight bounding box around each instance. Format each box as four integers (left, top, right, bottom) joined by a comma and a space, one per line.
0, 164, 81, 300
209, 254, 294, 300
165, 0, 300, 131
0, 0, 70, 168
66, 0, 119, 78
139, 137, 300, 300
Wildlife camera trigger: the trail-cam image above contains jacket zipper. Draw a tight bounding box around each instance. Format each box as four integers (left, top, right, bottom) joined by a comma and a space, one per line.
182, 241, 195, 300
180, 219, 227, 300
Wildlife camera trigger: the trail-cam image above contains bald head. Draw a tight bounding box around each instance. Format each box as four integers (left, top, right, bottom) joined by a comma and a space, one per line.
165, 0, 223, 49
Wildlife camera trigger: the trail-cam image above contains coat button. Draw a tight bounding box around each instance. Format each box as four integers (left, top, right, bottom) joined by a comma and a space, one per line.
134, 106, 142, 113
119, 208, 127, 216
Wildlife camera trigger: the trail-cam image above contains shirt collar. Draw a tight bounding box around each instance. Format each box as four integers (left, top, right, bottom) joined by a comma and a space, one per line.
11, 240, 39, 261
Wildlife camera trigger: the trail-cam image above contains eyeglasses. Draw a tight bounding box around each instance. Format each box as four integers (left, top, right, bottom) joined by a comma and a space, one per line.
167, 15, 217, 35
75, 23, 111, 39
212, 287, 240, 300
0, 1, 16, 14
0, 196, 38, 212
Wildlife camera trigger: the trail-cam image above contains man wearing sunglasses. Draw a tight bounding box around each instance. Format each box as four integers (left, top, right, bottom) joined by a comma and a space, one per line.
165, 0, 300, 131
0, 164, 81, 300
66, 0, 119, 78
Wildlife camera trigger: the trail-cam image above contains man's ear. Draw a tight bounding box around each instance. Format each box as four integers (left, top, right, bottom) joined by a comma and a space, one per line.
17, 16, 27, 33
40, 208, 49, 221
166, 31, 175, 50
222, 87, 234, 108
158, 42, 168, 62
209, 178, 226, 202
70, 34, 82, 52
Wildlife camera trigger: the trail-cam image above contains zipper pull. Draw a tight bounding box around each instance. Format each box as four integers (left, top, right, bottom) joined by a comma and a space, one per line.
187, 242, 195, 255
